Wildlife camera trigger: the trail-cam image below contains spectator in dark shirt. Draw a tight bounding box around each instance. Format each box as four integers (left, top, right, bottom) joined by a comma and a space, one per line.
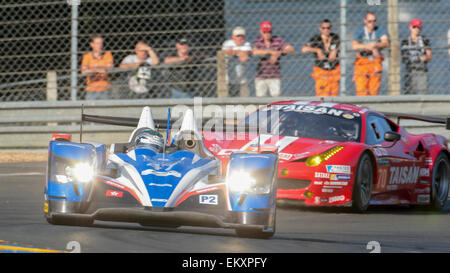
164, 38, 195, 98
401, 19, 432, 95
302, 19, 340, 97
253, 21, 295, 97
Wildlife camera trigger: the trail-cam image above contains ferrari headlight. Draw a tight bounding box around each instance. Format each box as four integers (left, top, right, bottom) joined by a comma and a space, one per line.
306, 146, 344, 167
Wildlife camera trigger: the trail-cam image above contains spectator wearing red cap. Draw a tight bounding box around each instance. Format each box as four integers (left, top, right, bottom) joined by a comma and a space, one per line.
401, 19, 432, 94
253, 20, 295, 97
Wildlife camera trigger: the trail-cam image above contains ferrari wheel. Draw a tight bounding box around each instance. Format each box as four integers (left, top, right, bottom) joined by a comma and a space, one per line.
352, 153, 373, 212
430, 153, 450, 211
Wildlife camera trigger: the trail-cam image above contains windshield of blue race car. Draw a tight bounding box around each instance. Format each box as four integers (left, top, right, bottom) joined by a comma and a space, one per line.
242, 104, 362, 142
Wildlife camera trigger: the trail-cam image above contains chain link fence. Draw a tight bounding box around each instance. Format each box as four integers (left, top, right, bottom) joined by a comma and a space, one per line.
0, 0, 449, 102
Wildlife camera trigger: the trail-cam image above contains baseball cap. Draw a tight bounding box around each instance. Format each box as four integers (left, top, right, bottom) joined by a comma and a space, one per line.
178, 38, 189, 45
232, 26, 246, 36
410, 19, 422, 28
260, 21, 272, 32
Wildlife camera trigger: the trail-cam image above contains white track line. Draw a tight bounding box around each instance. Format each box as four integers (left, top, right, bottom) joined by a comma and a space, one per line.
0, 172, 44, 177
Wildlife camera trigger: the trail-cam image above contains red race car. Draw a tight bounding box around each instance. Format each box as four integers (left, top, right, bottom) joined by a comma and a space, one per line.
203, 101, 450, 212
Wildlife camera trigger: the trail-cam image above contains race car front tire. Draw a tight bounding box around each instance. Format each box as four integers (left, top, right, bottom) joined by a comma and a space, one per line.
351, 153, 374, 213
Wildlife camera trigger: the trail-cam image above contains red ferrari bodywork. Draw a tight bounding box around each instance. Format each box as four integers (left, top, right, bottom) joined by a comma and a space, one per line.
203, 101, 450, 208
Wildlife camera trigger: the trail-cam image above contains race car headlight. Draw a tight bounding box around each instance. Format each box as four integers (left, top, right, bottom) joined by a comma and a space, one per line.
68, 163, 95, 183
51, 158, 96, 184
306, 146, 344, 167
227, 170, 271, 194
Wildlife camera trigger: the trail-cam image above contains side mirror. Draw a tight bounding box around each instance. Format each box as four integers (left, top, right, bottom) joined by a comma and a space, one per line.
384, 131, 401, 142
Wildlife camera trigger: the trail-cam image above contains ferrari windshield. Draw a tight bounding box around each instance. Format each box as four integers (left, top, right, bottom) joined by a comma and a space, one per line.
242, 104, 362, 142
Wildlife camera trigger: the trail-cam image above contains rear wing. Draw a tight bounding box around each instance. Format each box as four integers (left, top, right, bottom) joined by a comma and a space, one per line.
382, 112, 450, 130
80, 107, 259, 143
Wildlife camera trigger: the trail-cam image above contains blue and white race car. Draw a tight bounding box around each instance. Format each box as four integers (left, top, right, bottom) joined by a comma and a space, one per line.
44, 107, 278, 238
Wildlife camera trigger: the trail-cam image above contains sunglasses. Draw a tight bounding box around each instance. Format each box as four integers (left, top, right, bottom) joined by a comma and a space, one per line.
366, 20, 376, 23
412, 26, 422, 29
320, 26, 331, 30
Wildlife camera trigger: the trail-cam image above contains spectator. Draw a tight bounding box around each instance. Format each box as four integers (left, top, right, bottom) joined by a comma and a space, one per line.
120, 41, 159, 97
352, 12, 389, 96
81, 35, 114, 100
253, 21, 295, 97
120, 41, 159, 69
447, 28, 450, 61
222, 26, 252, 97
401, 19, 432, 95
164, 38, 195, 98
302, 19, 340, 97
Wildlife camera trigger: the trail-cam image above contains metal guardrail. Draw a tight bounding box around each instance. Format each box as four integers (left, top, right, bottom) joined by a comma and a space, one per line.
0, 95, 449, 148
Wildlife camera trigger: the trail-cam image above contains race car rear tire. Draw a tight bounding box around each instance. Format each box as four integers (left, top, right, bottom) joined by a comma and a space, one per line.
352, 153, 374, 213
429, 152, 450, 211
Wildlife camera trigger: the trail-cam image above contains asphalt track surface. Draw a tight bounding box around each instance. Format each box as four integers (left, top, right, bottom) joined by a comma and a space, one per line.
1, 161, 450, 253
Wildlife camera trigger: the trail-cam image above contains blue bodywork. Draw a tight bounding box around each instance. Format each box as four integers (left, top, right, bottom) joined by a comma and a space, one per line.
45, 138, 278, 238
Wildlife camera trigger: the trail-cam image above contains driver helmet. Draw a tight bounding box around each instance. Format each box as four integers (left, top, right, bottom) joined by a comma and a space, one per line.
135, 129, 164, 153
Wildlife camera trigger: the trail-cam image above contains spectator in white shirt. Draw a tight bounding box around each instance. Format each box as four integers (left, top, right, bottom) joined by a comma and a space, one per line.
119, 41, 159, 97
120, 41, 159, 68
221, 27, 252, 97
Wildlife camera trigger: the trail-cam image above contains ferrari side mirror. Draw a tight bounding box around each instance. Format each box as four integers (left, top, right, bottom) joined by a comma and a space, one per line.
384, 131, 401, 142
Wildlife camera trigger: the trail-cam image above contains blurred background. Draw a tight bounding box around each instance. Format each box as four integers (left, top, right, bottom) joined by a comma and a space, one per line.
0, 0, 449, 101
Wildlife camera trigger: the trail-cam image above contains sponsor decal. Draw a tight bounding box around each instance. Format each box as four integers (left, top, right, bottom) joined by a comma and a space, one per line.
326, 165, 351, 174
315, 172, 330, 179
106, 190, 123, 198
374, 148, 388, 157
264, 104, 360, 119
342, 113, 355, 119
210, 143, 222, 153
417, 194, 430, 204
419, 168, 430, 177
279, 153, 293, 161
199, 195, 218, 205
322, 188, 334, 193
327, 181, 348, 186
389, 166, 420, 185
329, 195, 345, 203
414, 187, 430, 194
148, 183, 173, 188
386, 185, 398, 190
330, 174, 351, 181
313, 181, 323, 185
141, 169, 181, 177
